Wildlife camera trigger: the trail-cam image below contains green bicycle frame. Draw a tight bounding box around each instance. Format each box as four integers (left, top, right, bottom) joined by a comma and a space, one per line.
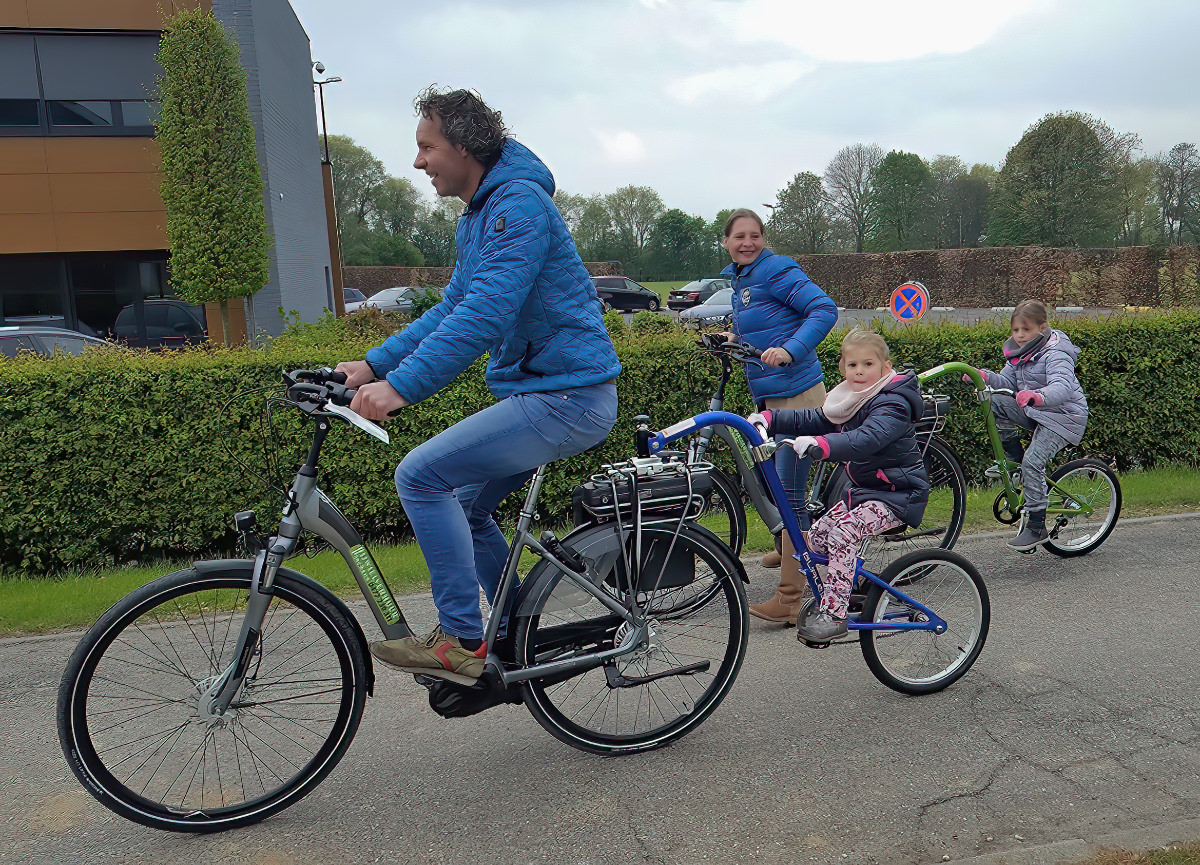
917, 361, 1095, 520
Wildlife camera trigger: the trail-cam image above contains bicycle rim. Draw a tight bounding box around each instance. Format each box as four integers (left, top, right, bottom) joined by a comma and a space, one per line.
517, 527, 747, 754
58, 569, 366, 831
1044, 460, 1122, 557
860, 550, 989, 695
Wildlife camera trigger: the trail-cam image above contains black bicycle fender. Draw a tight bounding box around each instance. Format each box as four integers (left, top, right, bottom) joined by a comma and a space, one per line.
191, 558, 375, 696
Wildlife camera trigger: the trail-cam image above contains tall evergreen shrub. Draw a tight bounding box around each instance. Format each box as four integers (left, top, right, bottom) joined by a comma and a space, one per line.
155, 9, 271, 344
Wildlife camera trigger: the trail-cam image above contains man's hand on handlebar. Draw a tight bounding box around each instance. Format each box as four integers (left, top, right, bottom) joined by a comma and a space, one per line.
350, 380, 408, 421
335, 360, 378, 389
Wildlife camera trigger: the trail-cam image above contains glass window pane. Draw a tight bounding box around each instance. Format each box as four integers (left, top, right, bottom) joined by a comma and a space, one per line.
119, 100, 159, 127
0, 35, 39, 99
43, 335, 89, 355
37, 35, 162, 101
0, 99, 39, 126
0, 336, 37, 358
49, 101, 113, 127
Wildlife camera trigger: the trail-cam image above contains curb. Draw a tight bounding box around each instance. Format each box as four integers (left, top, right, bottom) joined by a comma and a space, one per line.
934, 815, 1200, 864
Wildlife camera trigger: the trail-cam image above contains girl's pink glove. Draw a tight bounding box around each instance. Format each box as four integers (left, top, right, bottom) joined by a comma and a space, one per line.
1016, 390, 1043, 408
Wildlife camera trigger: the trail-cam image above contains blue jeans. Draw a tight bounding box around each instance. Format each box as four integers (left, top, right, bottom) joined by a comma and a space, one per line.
394, 382, 617, 640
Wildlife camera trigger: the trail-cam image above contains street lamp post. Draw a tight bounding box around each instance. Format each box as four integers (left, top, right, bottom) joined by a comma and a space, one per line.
312, 61, 341, 164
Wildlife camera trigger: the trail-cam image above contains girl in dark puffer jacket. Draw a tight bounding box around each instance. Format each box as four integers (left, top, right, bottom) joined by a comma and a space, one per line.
750, 331, 929, 643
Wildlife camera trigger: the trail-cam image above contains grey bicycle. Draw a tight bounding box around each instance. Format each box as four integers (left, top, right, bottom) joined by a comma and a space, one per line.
57, 368, 748, 832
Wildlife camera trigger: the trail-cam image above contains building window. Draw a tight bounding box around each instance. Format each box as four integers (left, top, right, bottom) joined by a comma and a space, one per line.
49, 101, 114, 127
0, 99, 40, 127
0, 33, 162, 138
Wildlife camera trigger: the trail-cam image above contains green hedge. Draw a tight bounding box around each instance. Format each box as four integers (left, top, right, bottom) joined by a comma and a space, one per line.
2, 311, 1198, 575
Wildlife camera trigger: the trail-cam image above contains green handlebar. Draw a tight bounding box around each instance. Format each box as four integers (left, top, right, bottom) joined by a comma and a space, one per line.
918, 361, 985, 389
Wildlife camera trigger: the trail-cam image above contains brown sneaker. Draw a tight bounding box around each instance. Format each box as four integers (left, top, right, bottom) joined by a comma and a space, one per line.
760, 550, 783, 568
370, 627, 487, 683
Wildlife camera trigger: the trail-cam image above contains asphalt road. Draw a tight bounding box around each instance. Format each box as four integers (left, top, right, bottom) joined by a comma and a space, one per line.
5, 513, 1200, 865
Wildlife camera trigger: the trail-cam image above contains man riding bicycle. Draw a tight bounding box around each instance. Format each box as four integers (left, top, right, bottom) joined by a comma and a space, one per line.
338, 87, 620, 681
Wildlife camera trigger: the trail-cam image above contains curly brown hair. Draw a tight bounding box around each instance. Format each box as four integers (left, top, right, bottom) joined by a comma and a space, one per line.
414, 86, 508, 166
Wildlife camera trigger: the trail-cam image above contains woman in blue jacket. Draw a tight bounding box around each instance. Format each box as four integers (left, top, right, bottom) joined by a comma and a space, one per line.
338, 88, 620, 682
720, 209, 838, 625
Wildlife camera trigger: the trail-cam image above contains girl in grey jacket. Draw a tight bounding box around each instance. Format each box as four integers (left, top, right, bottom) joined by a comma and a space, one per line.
978, 300, 1089, 550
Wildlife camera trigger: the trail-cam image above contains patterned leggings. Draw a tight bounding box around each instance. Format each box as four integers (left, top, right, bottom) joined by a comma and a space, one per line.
809, 500, 904, 619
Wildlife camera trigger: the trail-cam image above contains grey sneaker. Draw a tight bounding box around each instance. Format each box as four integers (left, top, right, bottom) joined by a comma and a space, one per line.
370, 626, 487, 682
796, 611, 848, 643
984, 462, 1021, 483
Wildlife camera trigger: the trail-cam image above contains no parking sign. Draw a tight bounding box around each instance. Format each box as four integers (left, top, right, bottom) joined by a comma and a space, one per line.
890, 281, 929, 323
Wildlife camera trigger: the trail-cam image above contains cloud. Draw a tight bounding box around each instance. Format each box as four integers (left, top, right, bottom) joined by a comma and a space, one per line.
667, 60, 814, 103
595, 130, 648, 163
714, 0, 1040, 62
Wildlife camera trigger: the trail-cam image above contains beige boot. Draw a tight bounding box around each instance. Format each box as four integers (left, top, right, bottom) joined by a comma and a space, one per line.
760, 535, 783, 568
749, 532, 808, 625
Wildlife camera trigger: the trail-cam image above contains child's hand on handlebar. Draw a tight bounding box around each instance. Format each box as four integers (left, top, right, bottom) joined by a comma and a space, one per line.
350, 380, 408, 421
1016, 389, 1044, 408
746, 411, 772, 434
335, 360, 378, 389
791, 435, 821, 457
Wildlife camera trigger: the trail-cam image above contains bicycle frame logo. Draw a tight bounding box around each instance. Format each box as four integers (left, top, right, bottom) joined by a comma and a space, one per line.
350, 545, 402, 625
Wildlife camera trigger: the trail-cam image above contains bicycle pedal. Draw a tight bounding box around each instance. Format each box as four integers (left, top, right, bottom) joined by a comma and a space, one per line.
800, 639, 832, 649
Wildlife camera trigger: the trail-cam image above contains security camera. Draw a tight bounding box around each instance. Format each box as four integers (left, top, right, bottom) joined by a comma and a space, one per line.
313, 61, 326, 74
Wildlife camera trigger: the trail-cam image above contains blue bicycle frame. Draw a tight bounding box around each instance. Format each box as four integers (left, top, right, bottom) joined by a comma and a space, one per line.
645, 410, 947, 635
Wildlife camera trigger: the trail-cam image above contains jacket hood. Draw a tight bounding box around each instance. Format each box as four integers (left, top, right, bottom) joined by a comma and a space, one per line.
470, 139, 554, 209
1043, 329, 1080, 362
879, 372, 925, 420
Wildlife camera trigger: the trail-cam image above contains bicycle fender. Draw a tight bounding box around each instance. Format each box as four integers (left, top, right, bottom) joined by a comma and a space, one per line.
192, 559, 375, 696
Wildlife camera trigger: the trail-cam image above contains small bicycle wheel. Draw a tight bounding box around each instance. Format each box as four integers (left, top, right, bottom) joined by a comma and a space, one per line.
860, 436, 967, 574
57, 567, 369, 832
1043, 459, 1122, 557
859, 549, 989, 696
516, 524, 747, 755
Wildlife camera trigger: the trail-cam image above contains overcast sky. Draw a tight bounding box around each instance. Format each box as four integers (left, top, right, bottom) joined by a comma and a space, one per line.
289, 0, 1200, 220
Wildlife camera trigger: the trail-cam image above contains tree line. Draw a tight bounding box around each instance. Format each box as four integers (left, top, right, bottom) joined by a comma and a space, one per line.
327, 111, 1200, 281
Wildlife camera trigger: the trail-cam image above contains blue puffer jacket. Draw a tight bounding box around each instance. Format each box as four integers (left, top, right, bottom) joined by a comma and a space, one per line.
722, 249, 838, 402
365, 140, 621, 405
768, 374, 930, 527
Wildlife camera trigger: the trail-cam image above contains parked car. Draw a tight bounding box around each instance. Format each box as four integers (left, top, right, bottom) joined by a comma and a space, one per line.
589, 276, 662, 312
112, 299, 207, 350
355, 286, 444, 316
678, 287, 734, 328
3, 314, 102, 337
0, 325, 119, 358
667, 278, 730, 311
342, 287, 367, 313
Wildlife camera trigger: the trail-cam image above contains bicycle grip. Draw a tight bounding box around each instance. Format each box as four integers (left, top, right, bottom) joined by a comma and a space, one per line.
804, 444, 823, 459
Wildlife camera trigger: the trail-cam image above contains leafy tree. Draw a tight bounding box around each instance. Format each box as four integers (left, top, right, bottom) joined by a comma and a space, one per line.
824, 143, 884, 253
987, 112, 1124, 247
769, 171, 833, 255
1155, 143, 1200, 245
1114, 157, 1159, 246
645, 208, 708, 279
342, 231, 424, 267
553, 190, 589, 233
411, 198, 461, 268
326, 134, 389, 233
573, 195, 619, 262
155, 8, 270, 344
605, 185, 664, 251
867, 150, 933, 251
372, 177, 421, 237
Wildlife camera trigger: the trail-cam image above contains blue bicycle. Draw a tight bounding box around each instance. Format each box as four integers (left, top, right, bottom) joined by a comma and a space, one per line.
633, 410, 990, 695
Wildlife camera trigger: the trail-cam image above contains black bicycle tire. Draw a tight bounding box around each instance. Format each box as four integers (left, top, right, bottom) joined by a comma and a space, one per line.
57, 567, 368, 832
1042, 458, 1122, 557
702, 464, 748, 555
516, 524, 747, 755
859, 548, 990, 696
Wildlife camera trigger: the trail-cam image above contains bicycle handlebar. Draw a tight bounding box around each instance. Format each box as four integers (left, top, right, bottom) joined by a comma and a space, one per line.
696, 333, 762, 362
282, 368, 389, 443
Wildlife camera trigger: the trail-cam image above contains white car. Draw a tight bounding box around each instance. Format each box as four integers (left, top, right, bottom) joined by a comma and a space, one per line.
678, 287, 734, 328
342, 287, 367, 313
353, 286, 423, 316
